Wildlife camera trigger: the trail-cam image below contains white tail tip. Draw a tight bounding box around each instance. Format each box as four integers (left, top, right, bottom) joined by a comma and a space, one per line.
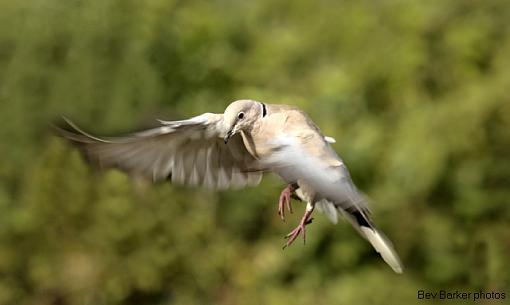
360, 226, 404, 274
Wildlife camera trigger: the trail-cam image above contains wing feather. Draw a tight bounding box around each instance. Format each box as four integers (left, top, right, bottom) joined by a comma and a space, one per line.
56, 114, 262, 189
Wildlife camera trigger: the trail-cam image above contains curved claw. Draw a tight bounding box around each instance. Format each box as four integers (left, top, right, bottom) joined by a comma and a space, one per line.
282, 208, 314, 249
283, 223, 307, 249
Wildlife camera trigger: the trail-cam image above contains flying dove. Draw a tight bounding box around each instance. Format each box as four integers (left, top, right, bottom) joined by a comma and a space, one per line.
57, 99, 403, 273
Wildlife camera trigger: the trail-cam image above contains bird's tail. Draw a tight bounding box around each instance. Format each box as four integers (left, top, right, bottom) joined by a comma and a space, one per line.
296, 190, 403, 273
339, 208, 404, 274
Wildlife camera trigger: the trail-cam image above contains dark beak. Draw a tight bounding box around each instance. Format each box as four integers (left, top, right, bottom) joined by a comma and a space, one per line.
224, 129, 234, 144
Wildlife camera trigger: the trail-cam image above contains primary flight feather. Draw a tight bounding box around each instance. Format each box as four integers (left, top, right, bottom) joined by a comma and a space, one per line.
57, 99, 403, 273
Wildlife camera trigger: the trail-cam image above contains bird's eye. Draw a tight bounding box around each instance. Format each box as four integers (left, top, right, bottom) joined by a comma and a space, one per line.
237, 112, 245, 119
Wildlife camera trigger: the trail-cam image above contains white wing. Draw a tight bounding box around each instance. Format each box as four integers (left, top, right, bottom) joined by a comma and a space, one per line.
323, 136, 336, 144
57, 114, 262, 189
263, 134, 370, 213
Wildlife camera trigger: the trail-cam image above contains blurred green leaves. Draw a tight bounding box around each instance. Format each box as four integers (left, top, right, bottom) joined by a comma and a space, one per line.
1, 0, 509, 304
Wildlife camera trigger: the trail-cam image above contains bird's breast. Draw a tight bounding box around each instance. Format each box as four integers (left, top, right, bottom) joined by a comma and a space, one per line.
240, 127, 284, 161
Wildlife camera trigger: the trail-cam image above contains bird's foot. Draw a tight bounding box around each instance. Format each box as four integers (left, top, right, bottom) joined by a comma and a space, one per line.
282, 206, 314, 249
278, 183, 298, 222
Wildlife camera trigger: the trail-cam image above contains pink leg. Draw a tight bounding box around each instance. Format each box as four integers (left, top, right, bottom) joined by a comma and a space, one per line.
283, 203, 315, 249
278, 183, 298, 222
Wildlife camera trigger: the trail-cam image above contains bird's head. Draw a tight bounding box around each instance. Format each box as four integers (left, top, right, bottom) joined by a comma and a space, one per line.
223, 99, 264, 143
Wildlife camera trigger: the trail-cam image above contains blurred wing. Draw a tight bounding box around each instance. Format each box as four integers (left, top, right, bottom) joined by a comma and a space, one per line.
56, 114, 262, 189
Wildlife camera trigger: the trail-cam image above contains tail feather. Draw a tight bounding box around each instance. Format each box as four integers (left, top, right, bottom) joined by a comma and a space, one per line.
294, 188, 403, 273
359, 226, 403, 274
340, 209, 404, 274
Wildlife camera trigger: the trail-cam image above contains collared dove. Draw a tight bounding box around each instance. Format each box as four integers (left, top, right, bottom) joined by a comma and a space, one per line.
57, 99, 403, 273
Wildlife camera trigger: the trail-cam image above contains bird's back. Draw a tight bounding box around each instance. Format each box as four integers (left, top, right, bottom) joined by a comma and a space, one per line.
245, 104, 365, 209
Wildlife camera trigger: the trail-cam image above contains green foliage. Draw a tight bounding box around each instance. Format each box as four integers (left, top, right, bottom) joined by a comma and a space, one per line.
1, 0, 509, 304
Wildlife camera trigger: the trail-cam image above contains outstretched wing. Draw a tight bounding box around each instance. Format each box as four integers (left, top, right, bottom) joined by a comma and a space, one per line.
56, 113, 262, 189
